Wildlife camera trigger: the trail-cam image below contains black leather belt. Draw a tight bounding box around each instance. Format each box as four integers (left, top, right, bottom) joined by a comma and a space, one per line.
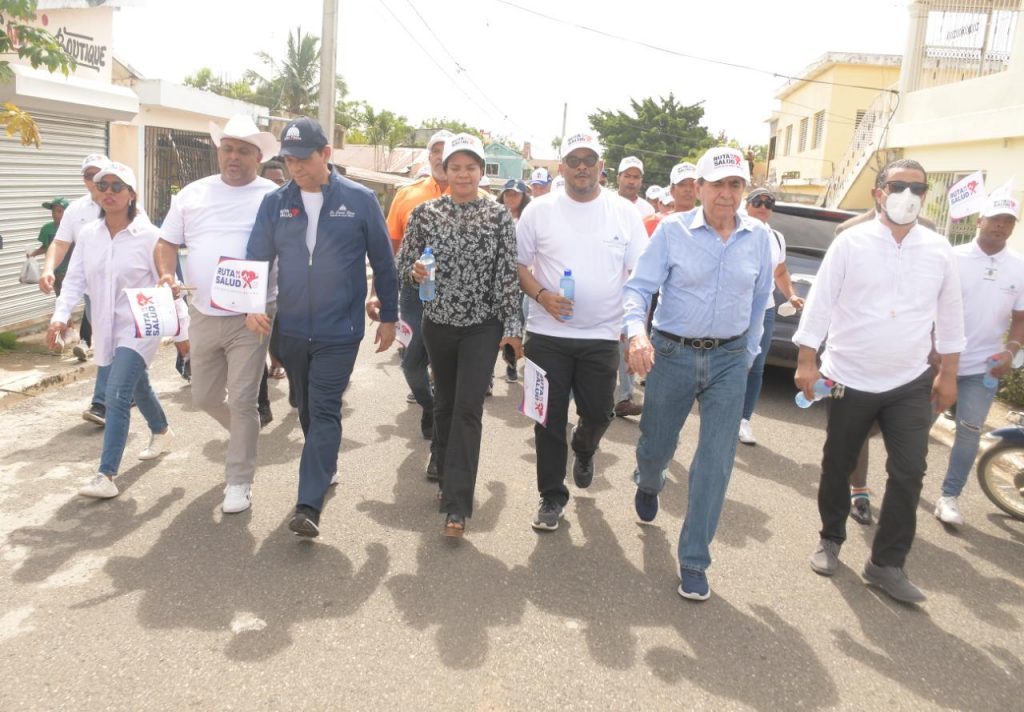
655, 329, 747, 350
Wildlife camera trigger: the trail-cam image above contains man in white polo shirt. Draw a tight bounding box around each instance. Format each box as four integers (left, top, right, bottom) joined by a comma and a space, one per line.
794, 159, 965, 603
154, 115, 280, 515
617, 156, 655, 219
934, 186, 1024, 527
517, 131, 647, 531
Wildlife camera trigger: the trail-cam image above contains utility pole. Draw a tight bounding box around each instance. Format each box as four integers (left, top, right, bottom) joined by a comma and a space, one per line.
318, 0, 339, 145
560, 102, 567, 158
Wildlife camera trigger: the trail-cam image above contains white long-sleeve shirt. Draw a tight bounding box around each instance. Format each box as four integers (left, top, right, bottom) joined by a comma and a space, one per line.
793, 217, 965, 393
53, 216, 188, 368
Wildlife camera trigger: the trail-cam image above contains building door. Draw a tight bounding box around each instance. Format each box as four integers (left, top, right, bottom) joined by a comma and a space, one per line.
143, 126, 219, 226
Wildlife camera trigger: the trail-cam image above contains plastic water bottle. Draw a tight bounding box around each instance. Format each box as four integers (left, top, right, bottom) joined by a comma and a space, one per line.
559, 269, 575, 321
983, 357, 999, 390
418, 247, 436, 302
795, 378, 835, 408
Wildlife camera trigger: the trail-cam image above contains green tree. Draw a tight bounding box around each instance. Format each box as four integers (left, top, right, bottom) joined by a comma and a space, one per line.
360, 104, 412, 169
416, 116, 484, 145
183, 67, 255, 102
1, 0, 76, 146
588, 93, 714, 188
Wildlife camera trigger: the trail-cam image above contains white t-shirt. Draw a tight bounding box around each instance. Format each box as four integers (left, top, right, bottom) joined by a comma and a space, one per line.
161, 174, 279, 316
53, 194, 100, 244
300, 190, 324, 257
955, 239, 1024, 376
517, 190, 647, 341
624, 194, 655, 218
765, 228, 787, 311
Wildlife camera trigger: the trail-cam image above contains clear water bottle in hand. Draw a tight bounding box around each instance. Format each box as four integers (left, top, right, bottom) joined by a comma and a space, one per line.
559, 269, 575, 321
418, 247, 436, 302
982, 356, 999, 390
795, 378, 835, 408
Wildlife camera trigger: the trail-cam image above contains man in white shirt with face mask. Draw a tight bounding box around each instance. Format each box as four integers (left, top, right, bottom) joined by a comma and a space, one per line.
794, 159, 965, 604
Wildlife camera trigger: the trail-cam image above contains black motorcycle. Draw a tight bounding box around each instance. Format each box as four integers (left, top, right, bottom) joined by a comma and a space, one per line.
976, 411, 1024, 521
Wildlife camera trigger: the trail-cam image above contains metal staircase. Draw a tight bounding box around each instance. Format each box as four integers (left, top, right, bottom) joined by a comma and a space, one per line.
821, 88, 899, 208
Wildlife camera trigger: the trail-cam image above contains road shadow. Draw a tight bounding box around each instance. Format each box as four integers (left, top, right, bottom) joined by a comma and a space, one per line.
832, 579, 1022, 708
78, 486, 388, 662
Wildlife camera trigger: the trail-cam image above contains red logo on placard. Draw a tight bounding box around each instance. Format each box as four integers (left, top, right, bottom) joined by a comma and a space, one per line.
136, 293, 153, 306
240, 270, 258, 289
966, 180, 979, 193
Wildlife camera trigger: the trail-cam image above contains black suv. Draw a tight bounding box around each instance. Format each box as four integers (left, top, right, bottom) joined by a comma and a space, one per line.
764, 203, 860, 368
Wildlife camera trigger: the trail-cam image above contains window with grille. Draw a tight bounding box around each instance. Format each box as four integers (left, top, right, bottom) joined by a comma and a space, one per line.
855, 110, 866, 129
812, 111, 825, 149
798, 117, 809, 153
485, 163, 499, 176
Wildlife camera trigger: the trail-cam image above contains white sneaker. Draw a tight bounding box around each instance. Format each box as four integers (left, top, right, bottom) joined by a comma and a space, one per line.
330, 473, 340, 486
222, 483, 252, 513
138, 428, 174, 460
738, 418, 756, 445
934, 495, 964, 526
80, 473, 118, 499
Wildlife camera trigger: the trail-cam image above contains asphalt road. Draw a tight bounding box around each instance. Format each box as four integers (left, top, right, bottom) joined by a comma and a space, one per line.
0, 340, 1021, 710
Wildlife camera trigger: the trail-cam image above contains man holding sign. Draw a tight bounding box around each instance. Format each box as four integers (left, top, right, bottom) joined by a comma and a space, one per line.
155, 115, 281, 515
246, 117, 399, 538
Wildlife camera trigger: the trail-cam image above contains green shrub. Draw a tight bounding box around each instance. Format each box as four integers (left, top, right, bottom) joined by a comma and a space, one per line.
0, 332, 16, 352
998, 367, 1024, 407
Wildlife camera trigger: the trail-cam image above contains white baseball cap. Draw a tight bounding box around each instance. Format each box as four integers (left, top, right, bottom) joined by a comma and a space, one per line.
696, 147, 749, 183
645, 185, 663, 200
560, 131, 603, 159
427, 129, 454, 150
661, 189, 675, 205
981, 189, 1021, 219
530, 167, 552, 185
551, 175, 566, 191
92, 162, 138, 192
81, 153, 110, 174
442, 133, 486, 166
670, 162, 698, 184
618, 156, 644, 174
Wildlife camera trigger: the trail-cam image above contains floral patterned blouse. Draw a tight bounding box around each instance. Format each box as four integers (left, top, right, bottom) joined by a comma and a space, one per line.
398, 196, 523, 338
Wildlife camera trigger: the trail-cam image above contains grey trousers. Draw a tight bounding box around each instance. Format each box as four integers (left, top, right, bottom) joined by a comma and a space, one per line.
188, 306, 271, 485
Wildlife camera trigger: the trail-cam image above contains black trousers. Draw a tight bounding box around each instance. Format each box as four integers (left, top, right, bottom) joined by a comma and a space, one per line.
524, 332, 618, 508
819, 370, 933, 567
422, 317, 502, 518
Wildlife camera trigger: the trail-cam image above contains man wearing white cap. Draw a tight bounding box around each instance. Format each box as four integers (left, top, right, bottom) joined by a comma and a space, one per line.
933, 186, 1024, 528
154, 114, 281, 515
794, 159, 965, 603
41, 153, 112, 426
617, 156, 655, 218
624, 146, 773, 601
529, 167, 553, 197
517, 131, 647, 531
381, 129, 453, 451
645, 185, 663, 213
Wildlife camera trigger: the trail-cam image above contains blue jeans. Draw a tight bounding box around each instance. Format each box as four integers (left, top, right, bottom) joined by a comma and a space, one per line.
633, 330, 747, 572
742, 308, 775, 420
615, 339, 634, 403
99, 348, 168, 476
92, 365, 110, 407
941, 373, 997, 497
278, 335, 360, 512
400, 284, 433, 411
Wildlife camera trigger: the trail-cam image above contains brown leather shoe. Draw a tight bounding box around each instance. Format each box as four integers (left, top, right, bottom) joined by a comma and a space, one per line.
614, 399, 643, 417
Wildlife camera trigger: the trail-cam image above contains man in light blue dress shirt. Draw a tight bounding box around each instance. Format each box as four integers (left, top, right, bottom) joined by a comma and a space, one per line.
623, 146, 773, 602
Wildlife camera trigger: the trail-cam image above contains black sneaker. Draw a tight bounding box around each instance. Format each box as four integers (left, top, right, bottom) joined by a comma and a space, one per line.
82, 403, 106, 427
635, 488, 659, 523
572, 451, 594, 489
850, 496, 873, 525
258, 404, 273, 428
288, 505, 320, 538
531, 499, 564, 531
503, 344, 518, 383
420, 409, 433, 441
426, 452, 439, 482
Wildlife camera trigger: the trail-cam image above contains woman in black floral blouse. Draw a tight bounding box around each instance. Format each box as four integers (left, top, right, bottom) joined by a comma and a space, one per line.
398, 134, 524, 537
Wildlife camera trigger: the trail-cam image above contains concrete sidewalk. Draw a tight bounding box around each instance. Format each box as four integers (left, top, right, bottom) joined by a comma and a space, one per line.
0, 330, 96, 410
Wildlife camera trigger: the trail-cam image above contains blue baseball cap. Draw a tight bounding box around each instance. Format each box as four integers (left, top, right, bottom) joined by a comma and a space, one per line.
279, 117, 329, 159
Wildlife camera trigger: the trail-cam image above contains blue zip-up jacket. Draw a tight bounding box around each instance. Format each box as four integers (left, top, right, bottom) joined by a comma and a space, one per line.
246, 169, 399, 344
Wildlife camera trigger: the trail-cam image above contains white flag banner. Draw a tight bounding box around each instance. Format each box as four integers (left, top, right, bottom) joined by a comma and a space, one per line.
519, 358, 549, 426
395, 318, 414, 348
209, 257, 269, 313
947, 171, 987, 220
125, 287, 180, 338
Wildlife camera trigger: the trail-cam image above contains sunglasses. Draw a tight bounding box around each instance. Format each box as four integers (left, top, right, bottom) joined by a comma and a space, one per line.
564, 154, 599, 169
885, 181, 928, 196
96, 181, 129, 193
748, 197, 775, 209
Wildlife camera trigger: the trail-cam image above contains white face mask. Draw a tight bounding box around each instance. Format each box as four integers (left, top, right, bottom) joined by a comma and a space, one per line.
883, 188, 922, 225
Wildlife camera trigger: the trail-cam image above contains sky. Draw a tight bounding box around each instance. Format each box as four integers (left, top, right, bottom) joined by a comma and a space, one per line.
111, 0, 911, 159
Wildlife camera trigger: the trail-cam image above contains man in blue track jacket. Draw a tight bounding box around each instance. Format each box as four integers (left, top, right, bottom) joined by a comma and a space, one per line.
246, 117, 399, 537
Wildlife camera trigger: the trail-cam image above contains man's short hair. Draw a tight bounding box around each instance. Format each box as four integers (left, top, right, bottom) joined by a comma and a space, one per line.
260, 160, 285, 176
875, 159, 928, 189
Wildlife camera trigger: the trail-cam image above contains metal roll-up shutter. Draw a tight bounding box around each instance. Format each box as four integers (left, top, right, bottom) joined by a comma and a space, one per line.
0, 112, 108, 331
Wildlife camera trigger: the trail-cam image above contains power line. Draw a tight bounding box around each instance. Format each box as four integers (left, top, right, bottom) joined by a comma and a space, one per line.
494, 0, 900, 94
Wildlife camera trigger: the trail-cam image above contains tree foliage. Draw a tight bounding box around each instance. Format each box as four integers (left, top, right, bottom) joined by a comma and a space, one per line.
417, 117, 484, 144
183, 67, 256, 102
588, 94, 715, 188
0, 0, 76, 146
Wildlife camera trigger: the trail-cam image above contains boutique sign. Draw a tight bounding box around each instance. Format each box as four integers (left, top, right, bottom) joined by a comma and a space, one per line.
0, 11, 109, 74
53, 25, 107, 72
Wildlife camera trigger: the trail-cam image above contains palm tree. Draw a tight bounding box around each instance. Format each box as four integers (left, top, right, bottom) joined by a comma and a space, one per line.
246, 28, 326, 115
